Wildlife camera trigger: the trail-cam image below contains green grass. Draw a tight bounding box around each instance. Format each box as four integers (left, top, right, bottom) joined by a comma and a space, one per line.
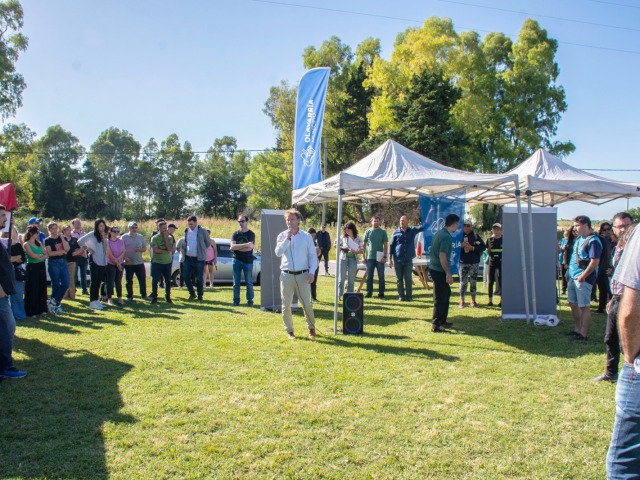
1, 277, 614, 479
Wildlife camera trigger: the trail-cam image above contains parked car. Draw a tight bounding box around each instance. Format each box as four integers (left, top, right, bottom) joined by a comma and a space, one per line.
159, 238, 261, 287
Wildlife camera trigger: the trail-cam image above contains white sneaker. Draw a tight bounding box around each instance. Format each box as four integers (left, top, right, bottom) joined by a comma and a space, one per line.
55, 305, 64, 314
107, 299, 116, 306
90, 300, 104, 310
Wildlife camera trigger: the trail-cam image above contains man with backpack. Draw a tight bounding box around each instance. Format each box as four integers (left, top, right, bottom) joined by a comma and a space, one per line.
567, 215, 602, 341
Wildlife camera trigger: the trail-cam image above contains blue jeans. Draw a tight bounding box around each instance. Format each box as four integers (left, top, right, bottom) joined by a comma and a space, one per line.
75, 257, 88, 291
366, 259, 385, 297
0, 296, 16, 371
338, 256, 358, 298
10, 280, 26, 320
232, 259, 254, 305
394, 259, 413, 300
48, 259, 70, 304
607, 357, 640, 479
183, 256, 204, 298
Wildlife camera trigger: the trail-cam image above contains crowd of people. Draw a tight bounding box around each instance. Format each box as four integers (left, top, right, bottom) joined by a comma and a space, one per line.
1, 205, 639, 475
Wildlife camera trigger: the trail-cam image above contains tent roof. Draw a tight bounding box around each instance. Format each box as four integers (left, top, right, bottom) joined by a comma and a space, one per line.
292, 140, 518, 205
467, 149, 640, 206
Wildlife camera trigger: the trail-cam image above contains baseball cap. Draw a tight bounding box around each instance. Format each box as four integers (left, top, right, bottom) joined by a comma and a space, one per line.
492, 222, 502, 229
28, 217, 38, 225
128, 221, 138, 228
463, 218, 473, 226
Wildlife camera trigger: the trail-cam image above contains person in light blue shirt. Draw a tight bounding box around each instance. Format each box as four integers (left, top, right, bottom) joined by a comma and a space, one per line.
275, 208, 318, 339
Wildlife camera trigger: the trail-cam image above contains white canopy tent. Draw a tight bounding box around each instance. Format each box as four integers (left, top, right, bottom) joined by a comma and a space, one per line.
468, 148, 640, 320
292, 139, 529, 332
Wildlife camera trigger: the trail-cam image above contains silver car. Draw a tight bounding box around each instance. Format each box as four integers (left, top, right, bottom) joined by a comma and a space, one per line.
169, 237, 261, 286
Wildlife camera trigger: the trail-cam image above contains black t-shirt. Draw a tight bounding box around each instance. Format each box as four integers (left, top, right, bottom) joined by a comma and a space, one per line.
0, 240, 16, 295
66, 236, 80, 263
487, 235, 503, 267
10, 242, 26, 266
231, 229, 255, 264
45, 236, 65, 259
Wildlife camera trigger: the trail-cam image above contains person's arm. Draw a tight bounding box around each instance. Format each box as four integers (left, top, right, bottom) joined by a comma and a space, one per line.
307, 236, 318, 284
210, 238, 217, 263
24, 242, 45, 261
137, 237, 147, 253
381, 240, 388, 263
388, 233, 396, 267
275, 232, 289, 257
619, 286, 640, 363
361, 241, 368, 264
45, 240, 65, 258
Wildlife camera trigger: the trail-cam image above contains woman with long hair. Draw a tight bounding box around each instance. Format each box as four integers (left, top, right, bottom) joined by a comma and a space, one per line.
78, 219, 109, 310
338, 222, 364, 298
23, 225, 48, 317
62, 224, 82, 300
44, 222, 70, 314
105, 225, 125, 305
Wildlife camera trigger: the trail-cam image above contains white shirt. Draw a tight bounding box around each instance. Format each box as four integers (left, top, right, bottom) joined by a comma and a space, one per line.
186, 227, 198, 257
275, 229, 318, 273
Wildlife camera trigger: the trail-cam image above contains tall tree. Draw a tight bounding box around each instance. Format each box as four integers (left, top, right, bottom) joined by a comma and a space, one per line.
200, 136, 251, 218
87, 127, 141, 219
0, 122, 35, 208
32, 125, 83, 219
153, 134, 195, 219
0, 0, 27, 119
244, 150, 291, 211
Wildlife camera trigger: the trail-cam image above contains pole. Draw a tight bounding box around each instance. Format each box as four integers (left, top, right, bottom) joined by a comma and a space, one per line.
322, 138, 327, 226
515, 188, 531, 323
333, 183, 344, 334
527, 191, 537, 322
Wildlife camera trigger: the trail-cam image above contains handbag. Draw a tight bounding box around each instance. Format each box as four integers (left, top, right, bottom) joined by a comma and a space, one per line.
14, 264, 26, 281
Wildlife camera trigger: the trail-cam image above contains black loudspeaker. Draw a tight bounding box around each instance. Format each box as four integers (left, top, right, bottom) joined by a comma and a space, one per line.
343, 292, 364, 334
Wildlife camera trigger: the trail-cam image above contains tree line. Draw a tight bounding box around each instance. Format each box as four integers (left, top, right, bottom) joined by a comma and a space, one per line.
0, 2, 574, 224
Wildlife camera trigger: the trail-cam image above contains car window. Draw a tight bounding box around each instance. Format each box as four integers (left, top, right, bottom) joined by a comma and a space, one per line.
217, 243, 233, 258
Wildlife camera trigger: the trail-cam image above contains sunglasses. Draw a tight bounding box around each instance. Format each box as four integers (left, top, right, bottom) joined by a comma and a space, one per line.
238, 220, 247, 223
602, 228, 611, 232
111, 230, 120, 234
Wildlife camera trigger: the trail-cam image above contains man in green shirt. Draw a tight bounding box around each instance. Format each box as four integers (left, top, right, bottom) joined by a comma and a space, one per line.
428, 214, 460, 332
150, 221, 175, 304
362, 215, 389, 299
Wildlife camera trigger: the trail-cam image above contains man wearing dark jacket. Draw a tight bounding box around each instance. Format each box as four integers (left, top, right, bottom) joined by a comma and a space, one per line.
316, 224, 331, 275
458, 219, 486, 308
0, 204, 27, 379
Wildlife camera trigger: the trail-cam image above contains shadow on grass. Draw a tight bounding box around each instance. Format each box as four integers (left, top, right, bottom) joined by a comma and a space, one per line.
443, 310, 609, 358
317, 334, 459, 362
0, 338, 134, 478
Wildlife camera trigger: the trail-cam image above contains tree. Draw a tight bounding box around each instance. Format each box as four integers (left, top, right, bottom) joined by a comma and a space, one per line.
87, 127, 141, 219
32, 125, 83, 219
200, 136, 250, 218
0, 122, 36, 209
245, 150, 292, 211
153, 134, 195, 219
0, 0, 27, 119
392, 68, 467, 168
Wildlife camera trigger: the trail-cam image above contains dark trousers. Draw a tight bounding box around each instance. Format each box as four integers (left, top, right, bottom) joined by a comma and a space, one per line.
183, 256, 204, 299
394, 259, 413, 300
125, 263, 147, 299
561, 264, 568, 293
605, 296, 621, 377
106, 264, 123, 299
75, 256, 88, 291
90, 263, 107, 302
596, 274, 611, 312
319, 249, 330, 273
25, 262, 48, 317
366, 259, 385, 297
311, 267, 319, 300
151, 262, 172, 300
429, 268, 451, 326
488, 264, 501, 297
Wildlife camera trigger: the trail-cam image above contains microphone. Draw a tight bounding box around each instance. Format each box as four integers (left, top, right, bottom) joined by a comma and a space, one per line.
287, 226, 293, 232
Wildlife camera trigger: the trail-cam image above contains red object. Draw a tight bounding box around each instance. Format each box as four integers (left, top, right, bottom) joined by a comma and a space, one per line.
416, 240, 422, 257
0, 183, 18, 210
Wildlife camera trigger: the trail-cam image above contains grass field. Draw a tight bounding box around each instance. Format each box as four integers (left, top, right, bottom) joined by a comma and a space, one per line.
0, 274, 615, 479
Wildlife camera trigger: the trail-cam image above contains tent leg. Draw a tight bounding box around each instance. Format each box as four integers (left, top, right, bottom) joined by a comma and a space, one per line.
527, 194, 537, 322
516, 192, 531, 323
333, 191, 344, 335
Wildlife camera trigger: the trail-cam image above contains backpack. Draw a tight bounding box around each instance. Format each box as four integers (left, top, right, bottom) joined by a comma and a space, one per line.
578, 234, 609, 272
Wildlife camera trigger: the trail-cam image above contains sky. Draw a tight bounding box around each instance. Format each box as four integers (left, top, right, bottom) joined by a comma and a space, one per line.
9, 0, 640, 220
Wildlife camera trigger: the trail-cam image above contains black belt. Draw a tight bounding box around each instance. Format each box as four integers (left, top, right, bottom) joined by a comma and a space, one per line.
283, 269, 309, 275
612, 294, 622, 300
186, 255, 198, 259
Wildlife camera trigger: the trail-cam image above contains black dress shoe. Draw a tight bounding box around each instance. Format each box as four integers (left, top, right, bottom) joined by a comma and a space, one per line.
443, 321, 453, 328
431, 324, 448, 333
166, 298, 173, 304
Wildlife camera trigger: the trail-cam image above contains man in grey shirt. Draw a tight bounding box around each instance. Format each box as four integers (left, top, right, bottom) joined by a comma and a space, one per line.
122, 221, 148, 301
